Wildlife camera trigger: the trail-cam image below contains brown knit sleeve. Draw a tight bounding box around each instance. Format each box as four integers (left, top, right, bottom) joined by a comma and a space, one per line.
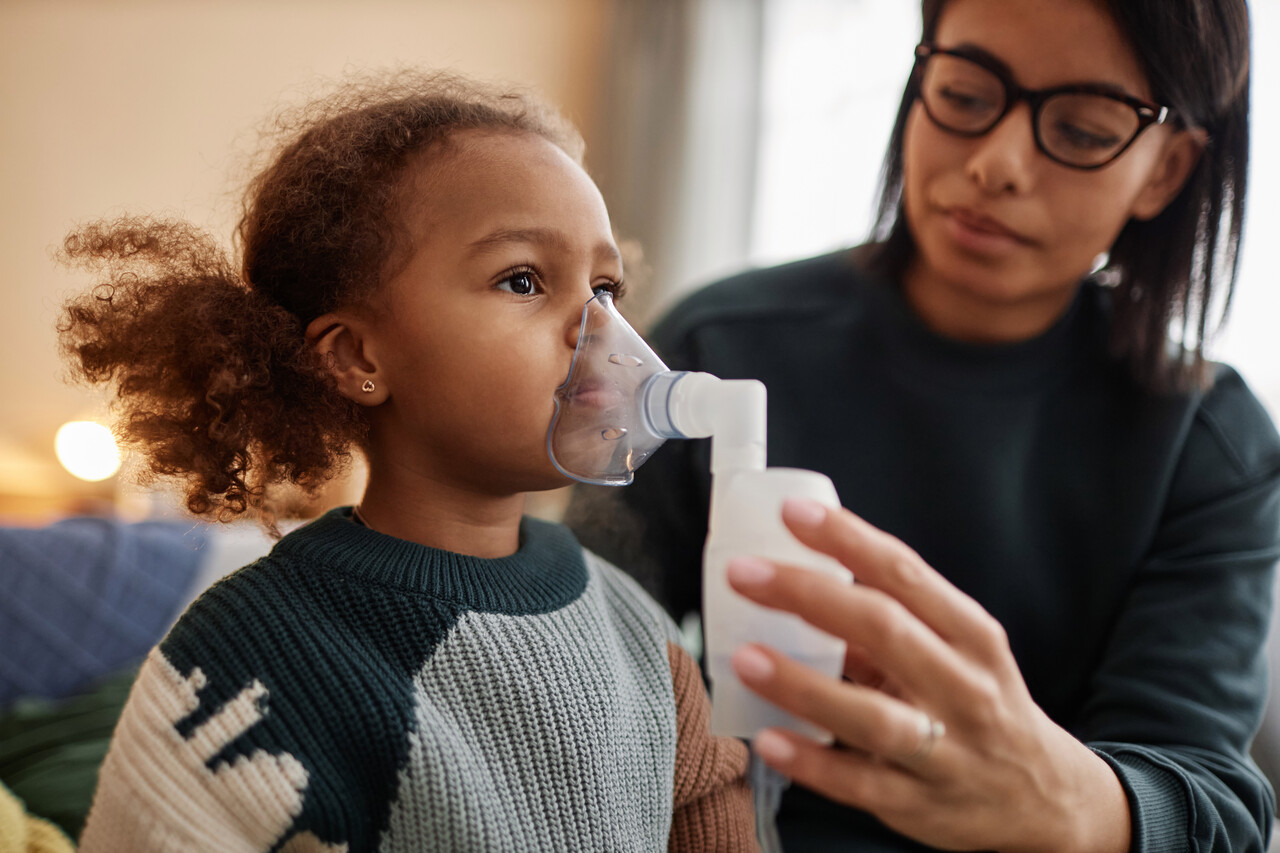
667, 641, 759, 852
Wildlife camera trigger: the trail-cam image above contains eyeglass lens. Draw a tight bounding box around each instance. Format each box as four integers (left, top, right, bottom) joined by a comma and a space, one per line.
919, 53, 1143, 168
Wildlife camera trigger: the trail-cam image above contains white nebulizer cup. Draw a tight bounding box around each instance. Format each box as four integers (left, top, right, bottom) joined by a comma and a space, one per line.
702, 468, 849, 741
548, 291, 853, 851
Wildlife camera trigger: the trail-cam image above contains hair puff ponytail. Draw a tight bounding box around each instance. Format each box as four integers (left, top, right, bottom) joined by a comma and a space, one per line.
59, 217, 366, 527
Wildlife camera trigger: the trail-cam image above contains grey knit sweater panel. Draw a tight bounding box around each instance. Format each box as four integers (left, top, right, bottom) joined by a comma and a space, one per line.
381, 552, 679, 851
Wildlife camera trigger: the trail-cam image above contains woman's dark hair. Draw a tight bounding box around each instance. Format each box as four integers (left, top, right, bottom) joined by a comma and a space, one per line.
869, 0, 1250, 392
58, 71, 584, 526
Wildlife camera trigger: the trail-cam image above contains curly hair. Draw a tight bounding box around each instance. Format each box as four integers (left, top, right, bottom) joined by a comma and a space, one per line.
58, 71, 585, 527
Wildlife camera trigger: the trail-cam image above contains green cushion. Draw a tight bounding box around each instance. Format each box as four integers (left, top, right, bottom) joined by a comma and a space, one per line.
0, 665, 138, 841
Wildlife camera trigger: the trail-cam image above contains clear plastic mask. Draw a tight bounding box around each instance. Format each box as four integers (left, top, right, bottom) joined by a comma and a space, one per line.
547, 291, 681, 485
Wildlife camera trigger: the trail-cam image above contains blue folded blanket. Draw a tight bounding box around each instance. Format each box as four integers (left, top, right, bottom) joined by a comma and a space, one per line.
0, 517, 205, 708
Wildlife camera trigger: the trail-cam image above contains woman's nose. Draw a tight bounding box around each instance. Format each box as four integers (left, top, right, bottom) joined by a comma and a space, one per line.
965, 103, 1038, 196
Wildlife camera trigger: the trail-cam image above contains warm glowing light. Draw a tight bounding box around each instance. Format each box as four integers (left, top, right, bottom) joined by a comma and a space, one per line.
55, 420, 122, 482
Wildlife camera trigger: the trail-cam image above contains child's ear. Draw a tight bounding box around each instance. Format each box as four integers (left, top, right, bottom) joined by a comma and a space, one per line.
1130, 127, 1207, 221
305, 313, 387, 405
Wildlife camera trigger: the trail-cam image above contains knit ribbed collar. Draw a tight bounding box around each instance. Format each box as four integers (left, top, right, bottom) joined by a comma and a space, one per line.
269, 507, 588, 616
855, 259, 1106, 394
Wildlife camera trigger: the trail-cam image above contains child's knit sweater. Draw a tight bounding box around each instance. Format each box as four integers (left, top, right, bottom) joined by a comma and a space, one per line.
78, 508, 755, 852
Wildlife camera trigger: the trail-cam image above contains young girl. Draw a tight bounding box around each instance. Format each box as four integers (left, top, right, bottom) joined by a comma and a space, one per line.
62, 72, 756, 852
568, 0, 1280, 850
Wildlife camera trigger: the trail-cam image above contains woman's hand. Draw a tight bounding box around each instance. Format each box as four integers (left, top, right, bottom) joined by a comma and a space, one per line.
727, 499, 1132, 853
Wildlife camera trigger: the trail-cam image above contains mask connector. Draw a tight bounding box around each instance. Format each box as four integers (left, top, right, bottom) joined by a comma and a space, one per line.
548, 292, 770, 485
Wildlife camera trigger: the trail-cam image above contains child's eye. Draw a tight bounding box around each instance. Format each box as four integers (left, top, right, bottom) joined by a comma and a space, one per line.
496, 271, 540, 296
594, 279, 627, 300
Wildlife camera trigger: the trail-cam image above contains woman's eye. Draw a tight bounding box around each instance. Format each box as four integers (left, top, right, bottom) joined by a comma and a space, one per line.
497, 271, 539, 295
1050, 120, 1121, 151
938, 85, 996, 114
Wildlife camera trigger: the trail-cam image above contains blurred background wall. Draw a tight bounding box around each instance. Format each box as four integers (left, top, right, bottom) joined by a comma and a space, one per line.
2, 0, 1277, 523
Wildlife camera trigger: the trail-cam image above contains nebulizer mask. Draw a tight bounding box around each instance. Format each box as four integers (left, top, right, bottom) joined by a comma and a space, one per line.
548, 291, 853, 852
547, 290, 679, 485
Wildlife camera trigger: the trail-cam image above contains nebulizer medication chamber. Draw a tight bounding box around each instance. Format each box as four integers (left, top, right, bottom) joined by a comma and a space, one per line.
549, 291, 853, 850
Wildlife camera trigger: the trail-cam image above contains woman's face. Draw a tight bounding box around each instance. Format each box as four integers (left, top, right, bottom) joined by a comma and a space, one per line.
364, 130, 624, 496
900, 0, 1195, 342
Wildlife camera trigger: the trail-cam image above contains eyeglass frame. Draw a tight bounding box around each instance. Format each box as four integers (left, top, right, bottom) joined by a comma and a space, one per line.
911, 42, 1175, 170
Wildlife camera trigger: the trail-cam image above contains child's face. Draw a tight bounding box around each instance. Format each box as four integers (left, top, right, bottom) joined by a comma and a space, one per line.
367, 130, 623, 496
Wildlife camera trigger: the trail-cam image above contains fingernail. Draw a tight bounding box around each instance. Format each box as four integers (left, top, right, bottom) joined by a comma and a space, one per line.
754, 729, 796, 765
727, 556, 774, 586
782, 498, 826, 528
732, 645, 775, 682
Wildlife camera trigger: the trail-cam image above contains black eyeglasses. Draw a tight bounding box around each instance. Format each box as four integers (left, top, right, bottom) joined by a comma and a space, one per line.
912, 43, 1173, 170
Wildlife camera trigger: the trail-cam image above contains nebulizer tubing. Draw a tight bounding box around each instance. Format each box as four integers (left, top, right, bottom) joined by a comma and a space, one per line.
548, 292, 853, 851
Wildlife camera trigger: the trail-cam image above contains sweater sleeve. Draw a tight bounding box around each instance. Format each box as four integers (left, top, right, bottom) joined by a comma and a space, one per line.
78, 646, 311, 853
1083, 368, 1280, 852
666, 641, 758, 853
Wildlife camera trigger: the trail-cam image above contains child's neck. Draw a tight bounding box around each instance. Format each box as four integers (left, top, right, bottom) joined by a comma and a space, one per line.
355, 466, 527, 558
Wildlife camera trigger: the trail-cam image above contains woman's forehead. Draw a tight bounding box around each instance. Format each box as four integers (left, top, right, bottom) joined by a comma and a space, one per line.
933, 0, 1152, 99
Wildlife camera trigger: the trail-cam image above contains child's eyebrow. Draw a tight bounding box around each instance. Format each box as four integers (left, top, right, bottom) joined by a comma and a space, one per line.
467, 227, 621, 264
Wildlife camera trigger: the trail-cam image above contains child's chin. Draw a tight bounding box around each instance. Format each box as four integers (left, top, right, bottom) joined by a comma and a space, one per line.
515, 465, 579, 495
516, 472, 579, 515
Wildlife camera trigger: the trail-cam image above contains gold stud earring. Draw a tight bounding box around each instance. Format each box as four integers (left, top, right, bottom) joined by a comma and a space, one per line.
361, 380, 376, 393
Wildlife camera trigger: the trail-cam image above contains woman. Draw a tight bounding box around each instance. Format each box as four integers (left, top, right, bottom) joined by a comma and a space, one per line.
567, 0, 1280, 849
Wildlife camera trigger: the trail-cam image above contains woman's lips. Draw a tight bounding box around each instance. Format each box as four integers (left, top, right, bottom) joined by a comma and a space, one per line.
942, 206, 1033, 252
